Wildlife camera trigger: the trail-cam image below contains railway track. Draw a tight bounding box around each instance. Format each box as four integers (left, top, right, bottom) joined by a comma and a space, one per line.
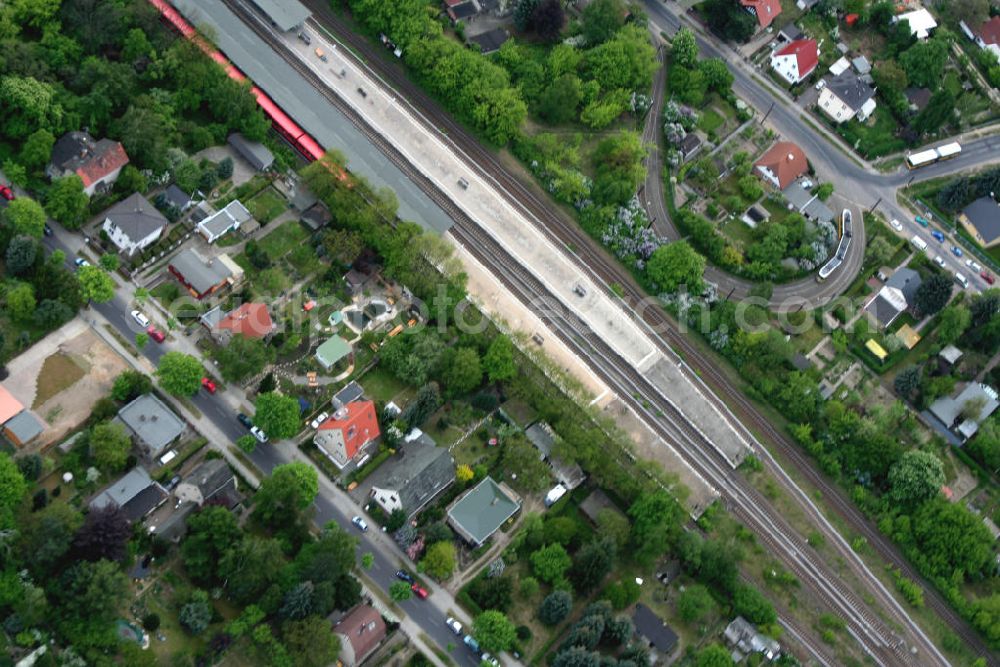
213, 0, 985, 663
296, 4, 997, 663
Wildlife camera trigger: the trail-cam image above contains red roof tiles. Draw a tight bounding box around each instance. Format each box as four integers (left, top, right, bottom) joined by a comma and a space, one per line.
0, 386, 24, 424
754, 141, 808, 190
979, 16, 1000, 46
740, 0, 781, 29
76, 141, 129, 189
318, 400, 380, 461
775, 39, 819, 80
215, 303, 274, 339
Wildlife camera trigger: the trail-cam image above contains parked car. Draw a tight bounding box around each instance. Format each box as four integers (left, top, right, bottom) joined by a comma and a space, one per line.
250, 425, 269, 443
351, 515, 369, 532
0, 185, 14, 200
146, 325, 165, 343
310, 411, 329, 429
201, 377, 217, 394
814, 79, 827, 91
238, 413, 254, 429
463, 635, 480, 653
890, 219, 903, 232
446, 617, 463, 635
933, 255, 946, 268
165, 475, 182, 491
73, 257, 90, 268
982, 270, 996, 285
482, 653, 499, 667
931, 230, 945, 243
951, 245, 963, 257
43, 224, 53, 236
915, 215, 930, 227
130, 310, 150, 328
395, 570, 415, 584
410, 583, 429, 599
965, 258, 983, 272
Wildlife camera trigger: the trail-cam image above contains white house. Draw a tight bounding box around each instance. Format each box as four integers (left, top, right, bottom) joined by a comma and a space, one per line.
818, 71, 877, 123
770, 39, 819, 85
47, 131, 130, 197
893, 8, 938, 40
101, 193, 168, 256
197, 200, 252, 244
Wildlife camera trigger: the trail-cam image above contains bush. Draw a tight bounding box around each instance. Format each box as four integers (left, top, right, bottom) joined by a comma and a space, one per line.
539, 590, 572, 626
142, 613, 161, 631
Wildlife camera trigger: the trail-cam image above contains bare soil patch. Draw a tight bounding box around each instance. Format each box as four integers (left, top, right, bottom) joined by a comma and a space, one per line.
32, 353, 86, 409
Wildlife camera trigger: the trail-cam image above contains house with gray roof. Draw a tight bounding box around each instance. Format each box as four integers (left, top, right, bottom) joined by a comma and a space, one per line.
367, 430, 455, 518
633, 604, 679, 661
817, 71, 877, 123
175, 458, 240, 508
865, 267, 921, 328
117, 394, 187, 459
197, 199, 253, 244
90, 467, 168, 522
928, 383, 999, 442
101, 192, 169, 256
228, 132, 275, 170
959, 196, 1000, 249
2, 410, 44, 447
724, 616, 781, 662
168, 248, 241, 299
163, 184, 193, 213
524, 422, 586, 490
447, 476, 521, 546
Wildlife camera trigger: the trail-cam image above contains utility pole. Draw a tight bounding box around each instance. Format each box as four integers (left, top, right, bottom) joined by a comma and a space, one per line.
869, 197, 882, 214
761, 101, 775, 125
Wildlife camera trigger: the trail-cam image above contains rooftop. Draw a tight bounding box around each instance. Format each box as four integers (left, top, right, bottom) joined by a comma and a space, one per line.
961, 197, 1000, 245
248, 0, 311, 32
91, 467, 155, 511
316, 336, 352, 368
104, 192, 168, 241
929, 383, 999, 438
633, 604, 679, 655
448, 476, 521, 546
978, 16, 1000, 46
0, 385, 24, 424
886, 267, 922, 303
118, 393, 186, 455
176, 458, 239, 507
3, 410, 44, 444
755, 141, 808, 190
939, 344, 963, 365
467, 27, 510, 55
318, 400, 380, 462
739, 0, 781, 29
199, 199, 252, 239
334, 380, 364, 407
826, 71, 876, 111
524, 422, 586, 489
169, 247, 233, 295
164, 184, 192, 210
367, 430, 455, 516
774, 39, 818, 77
334, 605, 386, 664
215, 302, 274, 338
50, 131, 130, 187
895, 8, 937, 38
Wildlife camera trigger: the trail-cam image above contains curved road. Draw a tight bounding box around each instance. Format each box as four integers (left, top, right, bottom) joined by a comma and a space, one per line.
641, 0, 1000, 308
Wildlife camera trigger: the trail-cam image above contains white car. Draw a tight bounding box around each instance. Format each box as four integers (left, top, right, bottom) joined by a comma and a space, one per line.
965, 258, 983, 272
933, 255, 946, 268
815, 79, 827, 91
131, 310, 150, 328
446, 617, 463, 635
482, 653, 499, 667
250, 426, 269, 443
351, 515, 368, 532
890, 219, 903, 232
310, 411, 329, 429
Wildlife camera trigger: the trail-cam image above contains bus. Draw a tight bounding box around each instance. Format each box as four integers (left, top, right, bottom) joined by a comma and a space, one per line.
906, 142, 962, 169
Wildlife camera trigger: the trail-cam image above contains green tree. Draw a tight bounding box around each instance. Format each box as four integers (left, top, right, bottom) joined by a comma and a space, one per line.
89, 420, 131, 471
900, 38, 949, 88
0, 453, 28, 528
628, 490, 683, 564
581, 0, 625, 45
179, 590, 213, 634
912, 89, 954, 136
390, 581, 413, 601
732, 584, 776, 625
699, 58, 734, 93
570, 536, 616, 591
135, 332, 148, 349
156, 351, 204, 396
936, 304, 971, 344
474, 610, 517, 653
893, 365, 922, 401
76, 265, 115, 302
0, 75, 63, 141
553, 647, 599, 667
591, 131, 646, 206
19, 503, 82, 573
5, 236, 38, 275
677, 584, 714, 624
182, 506, 243, 583
5, 282, 36, 322
888, 450, 945, 507
695, 644, 735, 667
536, 74, 583, 125
2, 197, 46, 237
115, 100, 175, 172
282, 616, 341, 667
55, 559, 128, 628
530, 543, 572, 584
421, 540, 456, 579
237, 434, 258, 453
19, 128, 55, 170
214, 334, 275, 383
361, 552, 375, 569
483, 335, 516, 383
219, 536, 286, 604
111, 370, 152, 402
647, 241, 706, 294
703, 0, 756, 42
45, 175, 89, 228
254, 391, 301, 438
539, 590, 572, 625
912, 498, 994, 579
253, 462, 319, 525
439, 347, 483, 396
99, 253, 119, 272
671, 27, 698, 68
913, 274, 953, 316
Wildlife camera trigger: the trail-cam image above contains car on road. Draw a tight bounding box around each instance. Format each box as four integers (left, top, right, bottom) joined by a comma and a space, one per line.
351, 515, 368, 532
446, 617, 463, 635
201, 377, 217, 394
310, 411, 329, 429
573, 284, 586, 297
410, 583, 429, 599
0, 185, 14, 201
951, 245, 963, 257
238, 413, 253, 429
43, 224, 53, 236
931, 230, 945, 243
965, 258, 983, 272
250, 425, 268, 443
395, 570, 414, 584
482, 653, 499, 667
130, 310, 150, 328
814, 79, 826, 91
463, 635, 480, 653
74, 257, 90, 267
146, 325, 165, 343
982, 270, 996, 285
934, 255, 946, 268
915, 215, 930, 227
890, 219, 903, 232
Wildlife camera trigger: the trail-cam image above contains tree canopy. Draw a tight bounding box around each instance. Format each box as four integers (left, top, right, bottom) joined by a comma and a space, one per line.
253, 391, 301, 439
647, 241, 706, 294
156, 351, 204, 396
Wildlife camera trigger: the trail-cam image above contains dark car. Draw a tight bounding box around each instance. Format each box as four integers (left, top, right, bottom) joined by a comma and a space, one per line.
395, 570, 414, 584
983, 270, 996, 285
237, 413, 253, 429
43, 224, 53, 236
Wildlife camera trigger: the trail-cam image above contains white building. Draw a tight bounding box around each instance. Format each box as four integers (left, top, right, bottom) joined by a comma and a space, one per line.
894, 8, 938, 40
197, 200, 252, 244
101, 193, 168, 256
818, 71, 877, 123
770, 39, 819, 85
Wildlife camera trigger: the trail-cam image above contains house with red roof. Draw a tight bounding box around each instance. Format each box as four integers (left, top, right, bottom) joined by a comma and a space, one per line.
770, 39, 818, 85
740, 0, 781, 30
47, 131, 130, 196
754, 141, 808, 190
314, 400, 380, 469
334, 605, 387, 667
201, 302, 274, 341
974, 16, 1000, 59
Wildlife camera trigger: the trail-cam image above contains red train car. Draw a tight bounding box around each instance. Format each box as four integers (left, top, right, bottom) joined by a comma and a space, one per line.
147, 0, 326, 163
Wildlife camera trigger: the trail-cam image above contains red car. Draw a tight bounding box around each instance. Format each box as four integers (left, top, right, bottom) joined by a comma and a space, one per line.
201, 377, 217, 394
0, 185, 14, 201
982, 270, 996, 285
146, 325, 165, 343
410, 583, 429, 599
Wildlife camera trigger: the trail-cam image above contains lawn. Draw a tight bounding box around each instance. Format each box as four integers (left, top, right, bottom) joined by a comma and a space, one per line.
834, 106, 905, 159
246, 187, 288, 224
698, 108, 725, 135
33, 353, 86, 408
721, 218, 754, 247
356, 366, 412, 405
258, 220, 309, 260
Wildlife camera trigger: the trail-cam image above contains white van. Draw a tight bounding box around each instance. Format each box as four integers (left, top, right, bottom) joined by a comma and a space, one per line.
954, 272, 969, 289
911, 235, 928, 252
